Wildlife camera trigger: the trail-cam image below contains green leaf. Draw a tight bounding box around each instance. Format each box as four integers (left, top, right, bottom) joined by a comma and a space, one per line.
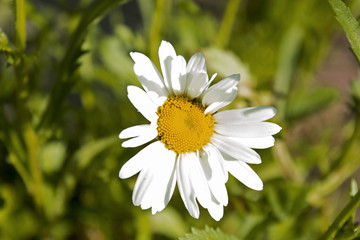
151, 208, 187, 238
203, 47, 254, 100
0, 29, 12, 53
329, 0, 360, 64
178, 226, 237, 240
74, 136, 118, 169
350, 179, 358, 197
40, 141, 66, 175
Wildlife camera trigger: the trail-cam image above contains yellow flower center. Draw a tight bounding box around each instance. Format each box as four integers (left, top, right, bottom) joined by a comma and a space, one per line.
156, 95, 215, 154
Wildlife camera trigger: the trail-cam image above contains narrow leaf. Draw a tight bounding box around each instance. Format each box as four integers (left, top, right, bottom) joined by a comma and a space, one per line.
329, 0, 360, 64
38, 0, 128, 129
179, 226, 237, 240
0, 29, 13, 53
75, 136, 118, 169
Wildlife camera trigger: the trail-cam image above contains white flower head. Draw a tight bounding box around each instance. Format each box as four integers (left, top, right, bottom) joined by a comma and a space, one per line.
119, 40, 281, 221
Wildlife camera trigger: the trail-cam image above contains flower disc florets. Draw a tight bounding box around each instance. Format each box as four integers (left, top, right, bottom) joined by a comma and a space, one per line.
156, 95, 214, 154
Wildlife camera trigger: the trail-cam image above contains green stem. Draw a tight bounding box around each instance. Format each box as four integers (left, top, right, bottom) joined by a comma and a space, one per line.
0, 113, 33, 206
9, 152, 32, 192
14, 0, 28, 103
272, 139, 303, 183
215, 0, 241, 49
319, 190, 360, 240
14, 0, 26, 50
24, 124, 43, 210
136, 211, 151, 240
307, 115, 360, 205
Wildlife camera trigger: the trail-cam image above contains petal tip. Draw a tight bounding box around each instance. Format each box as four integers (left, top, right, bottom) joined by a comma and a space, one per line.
270, 106, 278, 115
119, 131, 125, 139
231, 73, 241, 82
274, 125, 282, 135
252, 181, 263, 191
119, 169, 127, 179
129, 52, 138, 61
159, 40, 175, 54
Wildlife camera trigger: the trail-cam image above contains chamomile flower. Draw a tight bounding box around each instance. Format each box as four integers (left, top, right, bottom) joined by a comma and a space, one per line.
119, 40, 281, 221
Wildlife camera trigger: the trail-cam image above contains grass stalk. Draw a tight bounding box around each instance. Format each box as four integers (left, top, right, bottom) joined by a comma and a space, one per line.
215, 0, 241, 49
14, 0, 26, 50
149, 0, 167, 63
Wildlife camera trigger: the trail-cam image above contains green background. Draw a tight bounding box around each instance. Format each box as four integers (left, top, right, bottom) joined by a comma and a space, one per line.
1, 0, 360, 239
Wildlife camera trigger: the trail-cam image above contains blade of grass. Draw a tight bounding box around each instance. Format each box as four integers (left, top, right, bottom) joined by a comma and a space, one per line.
215, 0, 241, 49
149, 0, 169, 63
38, 0, 128, 129
329, 0, 360, 64
274, 24, 304, 120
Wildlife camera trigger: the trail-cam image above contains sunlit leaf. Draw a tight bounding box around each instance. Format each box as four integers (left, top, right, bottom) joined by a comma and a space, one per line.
329, 0, 360, 63
0, 29, 12, 54
178, 226, 237, 240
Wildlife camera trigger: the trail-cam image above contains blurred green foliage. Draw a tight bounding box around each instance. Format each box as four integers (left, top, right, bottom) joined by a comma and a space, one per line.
1, 0, 360, 239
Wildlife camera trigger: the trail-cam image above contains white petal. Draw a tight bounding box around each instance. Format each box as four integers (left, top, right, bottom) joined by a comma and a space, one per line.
158, 41, 177, 94
119, 141, 161, 179
202, 144, 228, 183
205, 88, 238, 114
141, 152, 176, 214
170, 55, 187, 95
201, 145, 228, 205
132, 165, 153, 205
121, 126, 157, 148
188, 152, 213, 209
186, 71, 208, 99
202, 74, 240, 105
211, 133, 261, 164
187, 52, 207, 73
132, 142, 177, 211
214, 106, 278, 124
119, 124, 151, 139
130, 52, 168, 105
228, 136, 275, 149
206, 199, 224, 221
196, 73, 217, 98
224, 160, 263, 191
127, 86, 159, 122
177, 153, 200, 219
209, 73, 217, 82
215, 122, 282, 138
202, 74, 240, 114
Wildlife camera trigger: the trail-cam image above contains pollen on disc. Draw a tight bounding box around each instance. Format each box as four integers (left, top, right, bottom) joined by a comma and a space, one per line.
156, 95, 215, 154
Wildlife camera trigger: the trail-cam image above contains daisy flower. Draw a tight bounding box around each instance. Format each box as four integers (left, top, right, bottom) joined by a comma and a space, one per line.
119, 40, 281, 221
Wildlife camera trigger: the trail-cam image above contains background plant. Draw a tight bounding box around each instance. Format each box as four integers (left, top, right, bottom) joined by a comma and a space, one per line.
1, 0, 360, 239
